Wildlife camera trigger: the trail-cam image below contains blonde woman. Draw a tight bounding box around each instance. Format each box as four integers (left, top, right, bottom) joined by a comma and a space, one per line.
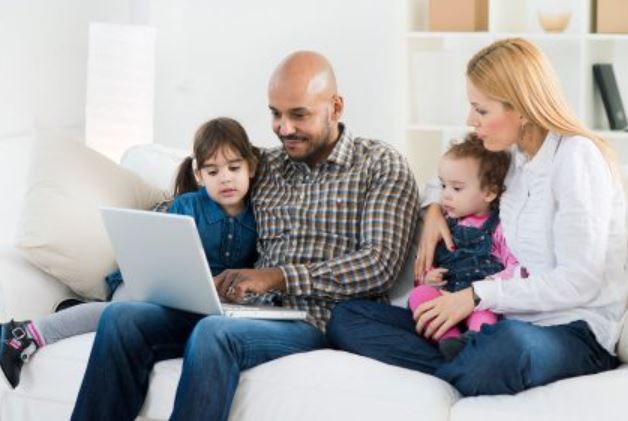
327, 38, 627, 396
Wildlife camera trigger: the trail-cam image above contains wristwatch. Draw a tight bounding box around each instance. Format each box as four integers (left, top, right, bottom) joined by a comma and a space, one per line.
471, 285, 481, 307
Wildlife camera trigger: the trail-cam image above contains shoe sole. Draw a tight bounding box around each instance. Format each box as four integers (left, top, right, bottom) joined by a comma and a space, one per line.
0, 362, 16, 390
0, 328, 19, 389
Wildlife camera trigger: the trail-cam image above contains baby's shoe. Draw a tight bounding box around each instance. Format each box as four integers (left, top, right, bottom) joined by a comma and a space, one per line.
0, 320, 39, 388
439, 331, 475, 362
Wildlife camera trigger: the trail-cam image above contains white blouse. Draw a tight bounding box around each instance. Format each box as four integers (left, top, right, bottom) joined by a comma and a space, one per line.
423, 132, 628, 354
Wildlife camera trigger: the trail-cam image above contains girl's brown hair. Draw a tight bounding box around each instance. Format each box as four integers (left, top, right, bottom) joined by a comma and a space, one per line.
446, 132, 511, 206
174, 117, 260, 196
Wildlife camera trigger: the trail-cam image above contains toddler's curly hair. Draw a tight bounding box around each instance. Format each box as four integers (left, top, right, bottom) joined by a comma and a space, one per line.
445, 133, 511, 205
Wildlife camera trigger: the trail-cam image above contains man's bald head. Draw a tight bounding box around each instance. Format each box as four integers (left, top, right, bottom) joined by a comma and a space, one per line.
268, 51, 338, 100
267, 51, 344, 167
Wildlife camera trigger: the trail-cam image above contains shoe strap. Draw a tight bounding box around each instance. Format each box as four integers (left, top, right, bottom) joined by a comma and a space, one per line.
11, 326, 27, 341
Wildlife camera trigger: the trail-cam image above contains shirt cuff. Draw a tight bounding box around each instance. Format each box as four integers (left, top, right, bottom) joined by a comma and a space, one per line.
471, 279, 500, 311
279, 264, 311, 296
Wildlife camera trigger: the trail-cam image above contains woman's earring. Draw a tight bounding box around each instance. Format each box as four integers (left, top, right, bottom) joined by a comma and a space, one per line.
519, 122, 527, 143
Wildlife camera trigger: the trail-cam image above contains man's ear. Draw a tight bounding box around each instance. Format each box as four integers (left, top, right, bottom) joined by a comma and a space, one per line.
331, 94, 344, 121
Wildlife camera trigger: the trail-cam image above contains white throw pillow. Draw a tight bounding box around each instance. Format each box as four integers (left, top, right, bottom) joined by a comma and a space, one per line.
15, 133, 167, 300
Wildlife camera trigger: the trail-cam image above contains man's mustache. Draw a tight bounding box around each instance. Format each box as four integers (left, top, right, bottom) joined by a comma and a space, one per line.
281, 135, 308, 142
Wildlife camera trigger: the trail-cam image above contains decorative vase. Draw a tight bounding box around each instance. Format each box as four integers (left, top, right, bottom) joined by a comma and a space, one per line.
537, 1, 572, 33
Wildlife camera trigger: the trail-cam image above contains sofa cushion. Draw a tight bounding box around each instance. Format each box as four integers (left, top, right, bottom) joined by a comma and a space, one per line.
15, 134, 166, 300
5, 335, 459, 421
0, 245, 73, 322
230, 349, 458, 421
120, 143, 189, 193
450, 364, 628, 421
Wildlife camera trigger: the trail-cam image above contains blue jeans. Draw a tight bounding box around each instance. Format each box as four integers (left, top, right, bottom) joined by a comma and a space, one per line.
71, 301, 327, 421
327, 300, 619, 396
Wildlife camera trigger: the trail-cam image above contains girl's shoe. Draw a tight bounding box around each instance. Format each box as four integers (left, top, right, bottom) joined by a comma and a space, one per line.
0, 319, 36, 389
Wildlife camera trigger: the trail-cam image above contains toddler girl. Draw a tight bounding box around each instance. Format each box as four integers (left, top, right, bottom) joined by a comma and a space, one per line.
409, 133, 519, 360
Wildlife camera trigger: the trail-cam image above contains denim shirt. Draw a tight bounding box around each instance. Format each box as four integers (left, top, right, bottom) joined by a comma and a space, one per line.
106, 188, 257, 298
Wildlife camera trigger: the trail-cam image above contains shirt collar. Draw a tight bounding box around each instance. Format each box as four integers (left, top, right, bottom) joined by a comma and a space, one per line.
324, 123, 354, 167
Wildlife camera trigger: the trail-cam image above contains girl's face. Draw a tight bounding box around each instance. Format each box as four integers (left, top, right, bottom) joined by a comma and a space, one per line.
466, 79, 524, 152
438, 155, 497, 219
196, 146, 254, 217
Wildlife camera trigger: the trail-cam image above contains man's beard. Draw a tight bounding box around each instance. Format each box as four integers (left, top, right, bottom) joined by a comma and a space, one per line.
280, 123, 333, 163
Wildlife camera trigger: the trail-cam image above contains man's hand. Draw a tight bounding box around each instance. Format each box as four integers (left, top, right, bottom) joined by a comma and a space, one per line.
413, 287, 474, 340
414, 204, 454, 284
421, 267, 448, 287
214, 268, 286, 303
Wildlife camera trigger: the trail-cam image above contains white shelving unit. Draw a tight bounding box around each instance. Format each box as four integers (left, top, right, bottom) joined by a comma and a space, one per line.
404, 0, 628, 186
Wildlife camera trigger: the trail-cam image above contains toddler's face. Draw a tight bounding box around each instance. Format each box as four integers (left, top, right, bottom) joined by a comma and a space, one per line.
438, 155, 496, 219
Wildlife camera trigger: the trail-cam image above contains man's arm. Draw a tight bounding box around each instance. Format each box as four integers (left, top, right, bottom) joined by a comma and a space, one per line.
281, 151, 420, 300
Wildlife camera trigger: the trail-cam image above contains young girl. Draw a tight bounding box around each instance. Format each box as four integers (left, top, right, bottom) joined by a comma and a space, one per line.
408, 133, 518, 360
0, 117, 260, 389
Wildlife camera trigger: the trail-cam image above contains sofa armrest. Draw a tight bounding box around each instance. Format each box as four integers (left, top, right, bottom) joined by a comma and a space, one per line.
0, 246, 76, 322
618, 311, 628, 363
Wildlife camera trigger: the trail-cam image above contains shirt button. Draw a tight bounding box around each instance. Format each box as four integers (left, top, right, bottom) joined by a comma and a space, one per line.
225, 252, 230, 257
228, 234, 233, 239
229, 218, 234, 223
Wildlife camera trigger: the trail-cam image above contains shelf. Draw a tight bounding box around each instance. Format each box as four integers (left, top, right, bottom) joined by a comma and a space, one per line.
407, 31, 585, 41
407, 32, 492, 40
407, 124, 470, 132
595, 130, 628, 140
406, 31, 628, 42
586, 33, 628, 41
403, 0, 628, 175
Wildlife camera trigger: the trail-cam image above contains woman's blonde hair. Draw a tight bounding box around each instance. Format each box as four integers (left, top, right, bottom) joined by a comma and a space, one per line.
467, 37, 618, 176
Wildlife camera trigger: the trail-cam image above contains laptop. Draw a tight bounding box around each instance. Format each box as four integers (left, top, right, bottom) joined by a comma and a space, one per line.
100, 207, 307, 320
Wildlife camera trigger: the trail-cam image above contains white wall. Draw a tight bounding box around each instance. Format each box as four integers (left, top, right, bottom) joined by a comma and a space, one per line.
147, 0, 405, 151
0, 0, 144, 138
0, 1, 405, 153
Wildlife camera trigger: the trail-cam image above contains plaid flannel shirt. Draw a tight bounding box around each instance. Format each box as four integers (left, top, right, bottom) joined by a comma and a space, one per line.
252, 125, 420, 330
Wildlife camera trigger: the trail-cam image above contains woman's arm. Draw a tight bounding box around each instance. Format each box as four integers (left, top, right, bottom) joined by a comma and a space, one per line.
475, 139, 618, 313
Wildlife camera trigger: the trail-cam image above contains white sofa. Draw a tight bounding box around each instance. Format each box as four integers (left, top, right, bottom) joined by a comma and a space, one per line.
1, 134, 628, 421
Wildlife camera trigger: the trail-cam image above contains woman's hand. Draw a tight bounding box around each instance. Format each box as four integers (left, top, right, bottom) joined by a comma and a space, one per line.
413, 287, 475, 340
414, 203, 454, 283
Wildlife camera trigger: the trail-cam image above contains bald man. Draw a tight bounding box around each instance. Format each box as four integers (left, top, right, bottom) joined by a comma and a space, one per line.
71, 52, 419, 421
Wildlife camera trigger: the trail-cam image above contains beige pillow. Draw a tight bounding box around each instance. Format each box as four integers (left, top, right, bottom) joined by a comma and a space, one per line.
16, 133, 166, 300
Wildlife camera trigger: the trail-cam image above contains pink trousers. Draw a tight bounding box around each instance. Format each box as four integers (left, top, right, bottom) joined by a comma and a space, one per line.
408, 285, 497, 341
